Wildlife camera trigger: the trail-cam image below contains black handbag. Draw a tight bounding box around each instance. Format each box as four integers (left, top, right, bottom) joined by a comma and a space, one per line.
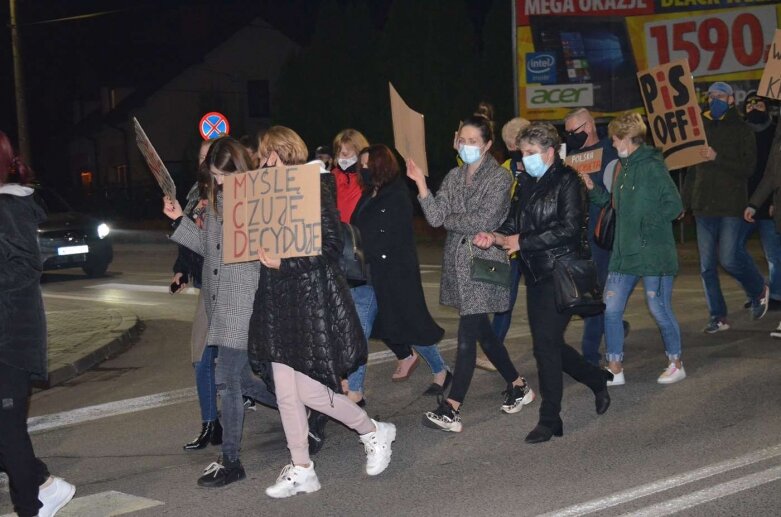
469, 242, 511, 288
552, 255, 605, 317
339, 222, 367, 286
594, 161, 621, 250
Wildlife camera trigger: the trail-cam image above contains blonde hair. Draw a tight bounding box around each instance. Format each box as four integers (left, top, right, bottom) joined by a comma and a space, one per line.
258, 126, 308, 166
564, 108, 592, 124
501, 117, 531, 148
608, 112, 647, 145
332, 129, 369, 162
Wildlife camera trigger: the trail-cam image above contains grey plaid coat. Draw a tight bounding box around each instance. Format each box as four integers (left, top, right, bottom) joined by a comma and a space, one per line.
419, 154, 512, 316
171, 192, 259, 350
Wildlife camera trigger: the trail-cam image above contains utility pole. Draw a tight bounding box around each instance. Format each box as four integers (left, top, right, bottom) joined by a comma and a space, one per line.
9, 0, 31, 163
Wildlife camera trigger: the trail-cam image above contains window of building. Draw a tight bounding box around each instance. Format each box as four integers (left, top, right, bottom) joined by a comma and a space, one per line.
247, 80, 270, 118
114, 164, 127, 185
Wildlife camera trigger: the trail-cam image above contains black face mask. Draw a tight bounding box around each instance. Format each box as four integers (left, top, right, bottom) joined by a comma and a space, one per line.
508, 150, 523, 163
359, 167, 372, 186
746, 110, 769, 125
566, 131, 588, 152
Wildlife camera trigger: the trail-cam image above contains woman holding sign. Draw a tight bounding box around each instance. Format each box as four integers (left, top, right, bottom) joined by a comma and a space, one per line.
163, 137, 278, 488
248, 126, 396, 499
580, 112, 685, 386
407, 113, 534, 433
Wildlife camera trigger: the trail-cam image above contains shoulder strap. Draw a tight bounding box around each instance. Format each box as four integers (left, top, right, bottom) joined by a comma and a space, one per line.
611, 160, 622, 209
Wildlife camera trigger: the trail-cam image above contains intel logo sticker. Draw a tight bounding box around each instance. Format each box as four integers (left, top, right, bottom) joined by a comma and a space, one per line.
526, 53, 556, 84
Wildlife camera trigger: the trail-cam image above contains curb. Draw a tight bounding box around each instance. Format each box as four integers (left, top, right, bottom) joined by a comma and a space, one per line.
41, 314, 144, 389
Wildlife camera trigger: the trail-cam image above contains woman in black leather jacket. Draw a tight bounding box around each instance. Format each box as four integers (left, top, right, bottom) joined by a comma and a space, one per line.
474, 123, 611, 444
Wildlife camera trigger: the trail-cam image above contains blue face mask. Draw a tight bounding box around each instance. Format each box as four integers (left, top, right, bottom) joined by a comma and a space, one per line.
458, 144, 482, 165
709, 98, 729, 119
522, 153, 549, 178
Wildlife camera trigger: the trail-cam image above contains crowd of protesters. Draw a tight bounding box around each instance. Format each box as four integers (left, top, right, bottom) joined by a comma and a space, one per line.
2, 79, 779, 514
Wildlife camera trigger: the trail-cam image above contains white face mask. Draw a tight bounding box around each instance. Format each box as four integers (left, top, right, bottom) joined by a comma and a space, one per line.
617, 147, 630, 158
338, 156, 358, 170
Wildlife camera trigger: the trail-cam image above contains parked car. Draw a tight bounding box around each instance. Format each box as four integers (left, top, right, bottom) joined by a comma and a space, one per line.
35, 188, 113, 277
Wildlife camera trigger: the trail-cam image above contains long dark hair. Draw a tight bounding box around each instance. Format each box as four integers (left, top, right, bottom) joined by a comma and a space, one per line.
360, 144, 399, 193
198, 136, 252, 213
0, 131, 34, 185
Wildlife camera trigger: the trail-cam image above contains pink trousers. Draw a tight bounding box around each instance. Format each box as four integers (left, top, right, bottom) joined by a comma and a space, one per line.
272, 362, 374, 465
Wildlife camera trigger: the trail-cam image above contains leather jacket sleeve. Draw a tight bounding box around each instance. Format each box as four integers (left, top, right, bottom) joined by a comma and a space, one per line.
521, 172, 585, 252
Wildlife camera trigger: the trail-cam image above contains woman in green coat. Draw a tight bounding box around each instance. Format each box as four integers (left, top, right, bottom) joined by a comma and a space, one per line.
581, 112, 685, 386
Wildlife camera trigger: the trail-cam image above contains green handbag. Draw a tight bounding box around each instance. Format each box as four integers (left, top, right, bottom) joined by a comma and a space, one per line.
468, 241, 511, 288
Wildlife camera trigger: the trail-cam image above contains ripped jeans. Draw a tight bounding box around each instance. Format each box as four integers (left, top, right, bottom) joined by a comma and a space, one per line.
214, 346, 278, 463
604, 273, 681, 363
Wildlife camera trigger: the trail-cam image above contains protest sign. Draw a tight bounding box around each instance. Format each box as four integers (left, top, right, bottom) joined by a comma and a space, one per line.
389, 82, 428, 176
757, 29, 781, 101
133, 117, 176, 199
637, 59, 708, 170
223, 163, 321, 264
565, 148, 603, 175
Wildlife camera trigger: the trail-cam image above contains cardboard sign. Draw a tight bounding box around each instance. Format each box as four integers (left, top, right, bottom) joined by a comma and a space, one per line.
757, 29, 781, 100
223, 163, 322, 264
637, 59, 708, 170
389, 82, 428, 176
133, 117, 176, 199
565, 148, 603, 175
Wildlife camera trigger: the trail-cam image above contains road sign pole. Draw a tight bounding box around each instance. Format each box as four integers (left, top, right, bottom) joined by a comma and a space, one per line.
9, 0, 31, 164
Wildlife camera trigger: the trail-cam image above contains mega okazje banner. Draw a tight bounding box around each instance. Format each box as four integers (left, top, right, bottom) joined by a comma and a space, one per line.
516, 0, 781, 120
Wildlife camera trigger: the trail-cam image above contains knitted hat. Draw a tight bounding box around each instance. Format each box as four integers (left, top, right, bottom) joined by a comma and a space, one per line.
707, 81, 734, 96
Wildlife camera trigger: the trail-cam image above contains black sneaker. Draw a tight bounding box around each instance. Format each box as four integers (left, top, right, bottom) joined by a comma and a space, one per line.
501, 378, 535, 414
197, 458, 246, 487
422, 395, 462, 432
307, 410, 329, 455
243, 396, 257, 411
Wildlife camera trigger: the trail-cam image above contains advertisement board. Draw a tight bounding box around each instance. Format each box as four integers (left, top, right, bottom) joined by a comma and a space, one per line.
515, 0, 781, 121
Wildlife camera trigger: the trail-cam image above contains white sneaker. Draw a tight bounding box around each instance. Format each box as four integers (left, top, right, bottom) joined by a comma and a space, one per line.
606, 368, 625, 386
770, 322, 781, 339
359, 419, 396, 476
38, 476, 75, 517
657, 363, 686, 384
265, 462, 321, 499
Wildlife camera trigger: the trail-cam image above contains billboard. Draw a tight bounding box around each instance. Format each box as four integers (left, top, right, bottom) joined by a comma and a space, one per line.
515, 0, 781, 120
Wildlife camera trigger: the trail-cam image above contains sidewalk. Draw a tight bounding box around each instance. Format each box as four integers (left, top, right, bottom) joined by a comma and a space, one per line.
44, 308, 142, 388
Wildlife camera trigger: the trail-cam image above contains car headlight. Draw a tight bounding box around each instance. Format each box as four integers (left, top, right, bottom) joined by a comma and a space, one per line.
97, 223, 110, 239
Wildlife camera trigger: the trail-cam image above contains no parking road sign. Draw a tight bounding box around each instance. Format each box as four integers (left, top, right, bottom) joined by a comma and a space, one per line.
199, 112, 230, 140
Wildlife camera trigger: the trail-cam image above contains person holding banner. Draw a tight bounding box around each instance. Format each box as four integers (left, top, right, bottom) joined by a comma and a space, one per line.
407, 112, 534, 433
580, 113, 686, 386
563, 108, 629, 367
682, 82, 767, 333
474, 122, 611, 444
248, 126, 396, 498
163, 137, 278, 488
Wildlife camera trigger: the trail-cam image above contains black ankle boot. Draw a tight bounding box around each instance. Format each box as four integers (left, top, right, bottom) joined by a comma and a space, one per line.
184, 420, 221, 451
524, 420, 564, 444
595, 370, 613, 415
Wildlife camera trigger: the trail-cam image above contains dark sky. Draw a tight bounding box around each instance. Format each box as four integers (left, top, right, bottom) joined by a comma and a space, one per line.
0, 0, 488, 169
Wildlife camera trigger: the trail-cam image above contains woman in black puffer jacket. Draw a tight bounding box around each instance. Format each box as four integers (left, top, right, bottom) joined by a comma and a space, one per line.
247, 126, 397, 499
474, 122, 611, 444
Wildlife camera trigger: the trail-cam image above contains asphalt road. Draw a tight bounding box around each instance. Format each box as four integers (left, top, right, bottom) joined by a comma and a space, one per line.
2, 233, 780, 516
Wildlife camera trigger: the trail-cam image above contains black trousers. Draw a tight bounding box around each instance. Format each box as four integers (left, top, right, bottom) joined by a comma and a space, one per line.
382, 340, 413, 361
0, 363, 49, 517
448, 313, 519, 404
526, 278, 605, 427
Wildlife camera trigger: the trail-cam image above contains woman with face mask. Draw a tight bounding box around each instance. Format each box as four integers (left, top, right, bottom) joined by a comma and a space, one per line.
580, 113, 685, 388
407, 113, 534, 433
474, 122, 613, 444
332, 129, 370, 224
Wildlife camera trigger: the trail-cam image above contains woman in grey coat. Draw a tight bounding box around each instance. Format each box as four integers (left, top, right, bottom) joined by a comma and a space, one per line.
406, 114, 534, 433
164, 136, 277, 488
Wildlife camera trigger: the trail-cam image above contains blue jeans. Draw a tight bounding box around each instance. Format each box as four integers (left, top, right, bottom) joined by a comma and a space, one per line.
194, 345, 218, 422
346, 285, 378, 393
215, 346, 277, 462
604, 273, 681, 363
581, 233, 611, 365
696, 216, 766, 318
491, 257, 522, 345
739, 219, 781, 301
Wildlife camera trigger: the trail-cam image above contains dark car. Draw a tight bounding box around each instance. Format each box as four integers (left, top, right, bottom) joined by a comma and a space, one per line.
35, 188, 113, 277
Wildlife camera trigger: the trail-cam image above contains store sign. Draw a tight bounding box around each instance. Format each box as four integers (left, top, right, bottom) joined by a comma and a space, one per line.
526, 84, 594, 108
644, 6, 777, 77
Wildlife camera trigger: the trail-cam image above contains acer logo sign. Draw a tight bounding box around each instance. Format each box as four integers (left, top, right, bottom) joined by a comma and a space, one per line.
527, 54, 555, 74
526, 84, 594, 108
